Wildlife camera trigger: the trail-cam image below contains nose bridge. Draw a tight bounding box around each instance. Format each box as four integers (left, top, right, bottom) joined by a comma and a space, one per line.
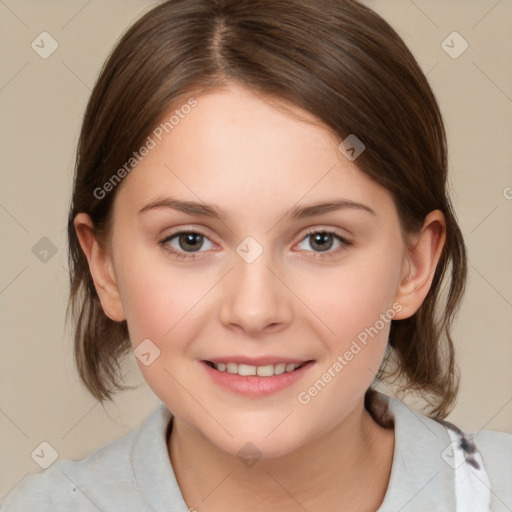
219, 236, 292, 333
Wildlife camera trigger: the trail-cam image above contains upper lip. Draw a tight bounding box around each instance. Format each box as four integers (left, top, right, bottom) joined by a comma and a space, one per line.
203, 356, 313, 366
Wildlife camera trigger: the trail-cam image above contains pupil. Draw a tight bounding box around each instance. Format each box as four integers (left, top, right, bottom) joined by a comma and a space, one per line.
311, 233, 333, 252
180, 233, 203, 252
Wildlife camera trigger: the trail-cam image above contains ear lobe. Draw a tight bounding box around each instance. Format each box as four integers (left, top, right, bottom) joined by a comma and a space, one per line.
393, 210, 446, 320
73, 213, 126, 322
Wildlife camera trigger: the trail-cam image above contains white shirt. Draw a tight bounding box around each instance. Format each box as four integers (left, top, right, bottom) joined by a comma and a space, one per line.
2, 393, 511, 511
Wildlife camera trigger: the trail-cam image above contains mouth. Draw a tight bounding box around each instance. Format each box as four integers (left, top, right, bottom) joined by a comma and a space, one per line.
200, 359, 316, 397
202, 360, 314, 377
200, 357, 316, 399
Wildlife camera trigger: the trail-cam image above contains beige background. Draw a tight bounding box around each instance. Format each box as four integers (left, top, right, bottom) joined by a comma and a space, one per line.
1, 0, 511, 499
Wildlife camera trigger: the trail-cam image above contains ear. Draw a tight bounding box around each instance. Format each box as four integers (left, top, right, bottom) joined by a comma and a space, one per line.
393, 210, 446, 320
73, 213, 126, 322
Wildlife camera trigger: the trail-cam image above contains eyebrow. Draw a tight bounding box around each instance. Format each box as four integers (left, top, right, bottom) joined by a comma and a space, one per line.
137, 196, 376, 220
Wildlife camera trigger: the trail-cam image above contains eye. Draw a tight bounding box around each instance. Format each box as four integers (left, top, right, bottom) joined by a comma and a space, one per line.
159, 230, 215, 260
297, 229, 352, 259
159, 228, 353, 261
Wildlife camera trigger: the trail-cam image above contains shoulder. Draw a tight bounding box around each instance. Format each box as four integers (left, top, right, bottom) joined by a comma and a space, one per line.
439, 417, 512, 512
0, 432, 139, 511
473, 427, 512, 466
0, 404, 170, 511
470, 428, 512, 510
368, 391, 512, 512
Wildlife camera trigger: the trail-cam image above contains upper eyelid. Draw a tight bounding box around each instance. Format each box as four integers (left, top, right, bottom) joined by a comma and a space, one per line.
161, 227, 216, 245
301, 227, 350, 239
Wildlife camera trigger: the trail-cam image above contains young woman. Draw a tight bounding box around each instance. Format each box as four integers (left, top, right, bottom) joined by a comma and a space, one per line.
2, 1, 510, 511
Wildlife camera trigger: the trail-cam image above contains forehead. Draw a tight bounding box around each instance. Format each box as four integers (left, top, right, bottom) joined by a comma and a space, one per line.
113, 83, 392, 218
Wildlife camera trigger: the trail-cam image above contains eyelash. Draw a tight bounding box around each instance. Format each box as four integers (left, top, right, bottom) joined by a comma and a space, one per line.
159, 228, 353, 261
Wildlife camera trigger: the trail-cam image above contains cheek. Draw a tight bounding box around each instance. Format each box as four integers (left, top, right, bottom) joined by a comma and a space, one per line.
111, 229, 206, 339
120, 267, 202, 344
117, 263, 210, 406
307, 248, 401, 346
296, 246, 402, 401
293, 256, 401, 430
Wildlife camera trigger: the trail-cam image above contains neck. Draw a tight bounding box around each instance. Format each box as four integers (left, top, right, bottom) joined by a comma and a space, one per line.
168, 398, 394, 512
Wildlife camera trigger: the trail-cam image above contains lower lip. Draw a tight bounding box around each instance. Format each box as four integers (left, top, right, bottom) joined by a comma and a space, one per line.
200, 360, 315, 397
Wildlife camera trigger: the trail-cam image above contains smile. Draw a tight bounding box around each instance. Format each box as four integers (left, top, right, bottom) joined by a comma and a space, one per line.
204, 361, 309, 376
200, 360, 316, 397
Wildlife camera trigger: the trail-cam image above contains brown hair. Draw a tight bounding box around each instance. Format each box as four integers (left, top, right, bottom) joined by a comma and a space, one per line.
67, 0, 467, 419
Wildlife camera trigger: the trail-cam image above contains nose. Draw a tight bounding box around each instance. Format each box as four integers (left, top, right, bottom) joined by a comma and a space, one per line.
219, 247, 293, 336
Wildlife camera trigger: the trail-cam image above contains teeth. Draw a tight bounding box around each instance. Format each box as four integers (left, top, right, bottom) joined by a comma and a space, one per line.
238, 364, 256, 376
226, 362, 238, 374
257, 364, 275, 377
274, 363, 286, 375
212, 361, 305, 376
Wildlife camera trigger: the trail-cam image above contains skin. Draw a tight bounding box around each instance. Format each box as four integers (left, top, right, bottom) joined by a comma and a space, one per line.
75, 82, 446, 511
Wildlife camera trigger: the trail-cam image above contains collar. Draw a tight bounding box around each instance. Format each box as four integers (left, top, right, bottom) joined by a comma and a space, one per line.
131, 402, 188, 511
130, 394, 457, 511
375, 392, 456, 511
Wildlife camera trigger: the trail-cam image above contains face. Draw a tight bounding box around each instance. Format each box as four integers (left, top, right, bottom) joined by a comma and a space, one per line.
89, 83, 414, 457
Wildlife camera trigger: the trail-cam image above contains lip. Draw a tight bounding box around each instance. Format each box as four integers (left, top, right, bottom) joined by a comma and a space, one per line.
204, 356, 309, 366
200, 359, 315, 397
